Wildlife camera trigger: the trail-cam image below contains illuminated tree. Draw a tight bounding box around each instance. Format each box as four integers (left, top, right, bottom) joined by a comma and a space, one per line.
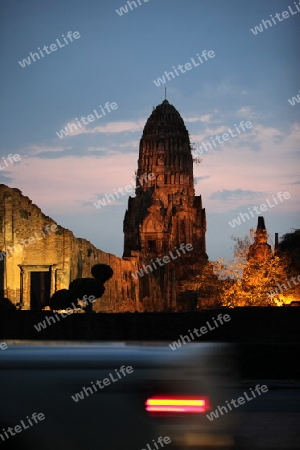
180, 261, 222, 309
184, 229, 289, 308
212, 232, 288, 307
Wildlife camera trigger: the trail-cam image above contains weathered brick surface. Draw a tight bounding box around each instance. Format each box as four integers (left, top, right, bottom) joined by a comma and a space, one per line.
123, 100, 208, 309
0, 184, 141, 312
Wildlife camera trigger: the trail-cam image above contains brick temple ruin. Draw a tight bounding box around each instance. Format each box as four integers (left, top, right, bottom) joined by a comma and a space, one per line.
123, 99, 208, 310
0, 100, 211, 311
0, 184, 140, 311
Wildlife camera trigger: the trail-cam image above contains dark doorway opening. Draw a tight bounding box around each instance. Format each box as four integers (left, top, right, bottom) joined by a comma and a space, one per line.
30, 271, 51, 310
147, 240, 156, 252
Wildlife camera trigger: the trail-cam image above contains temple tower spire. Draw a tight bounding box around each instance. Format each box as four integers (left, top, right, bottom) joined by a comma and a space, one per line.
123, 100, 208, 310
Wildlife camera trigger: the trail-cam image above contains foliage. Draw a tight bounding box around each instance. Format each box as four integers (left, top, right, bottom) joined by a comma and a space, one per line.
181, 262, 220, 298
69, 278, 105, 301
185, 232, 289, 307
0, 297, 16, 313
91, 264, 114, 282
278, 229, 300, 273
49, 264, 113, 313
215, 232, 288, 306
220, 254, 288, 307
49, 289, 76, 311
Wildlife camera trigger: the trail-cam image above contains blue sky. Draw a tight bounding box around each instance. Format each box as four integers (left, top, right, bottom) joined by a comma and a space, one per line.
0, 0, 299, 260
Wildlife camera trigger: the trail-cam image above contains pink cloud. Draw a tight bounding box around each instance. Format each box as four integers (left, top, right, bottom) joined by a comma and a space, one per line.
6, 152, 138, 214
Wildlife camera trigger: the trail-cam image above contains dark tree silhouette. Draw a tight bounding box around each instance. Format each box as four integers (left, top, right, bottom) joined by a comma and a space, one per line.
0, 297, 16, 313
49, 264, 113, 313
279, 229, 300, 273
91, 264, 114, 283
69, 278, 105, 299
49, 289, 76, 311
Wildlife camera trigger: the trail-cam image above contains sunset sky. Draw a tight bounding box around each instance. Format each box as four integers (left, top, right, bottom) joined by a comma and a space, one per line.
0, 0, 299, 260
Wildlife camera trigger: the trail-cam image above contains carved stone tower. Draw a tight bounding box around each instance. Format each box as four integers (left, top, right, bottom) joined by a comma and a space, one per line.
248, 216, 272, 262
123, 100, 208, 310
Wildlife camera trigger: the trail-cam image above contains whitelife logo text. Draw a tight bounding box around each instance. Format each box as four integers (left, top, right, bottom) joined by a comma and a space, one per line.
228, 191, 290, 228
153, 50, 215, 87
140, 436, 171, 450
206, 385, 268, 421
0, 153, 21, 171
169, 313, 231, 350
267, 274, 300, 298
18, 31, 81, 68
94, 172, 154, 210
288, 89, 300, 106
192, 121, 253, 157
0, 224, 58, 261
56, 101, 118, 139
0, 412, 45, 444
116, 0, 150, 17
250, 2, 300, 35
132, 243, 193, 280
33, 295, 96, 332
71, 365, 133, 402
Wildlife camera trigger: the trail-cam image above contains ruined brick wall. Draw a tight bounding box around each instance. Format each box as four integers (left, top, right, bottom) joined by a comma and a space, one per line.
0, 184, 141, 312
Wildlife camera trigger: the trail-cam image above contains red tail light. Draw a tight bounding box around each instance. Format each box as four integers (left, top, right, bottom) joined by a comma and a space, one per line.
145, 396, 209, 414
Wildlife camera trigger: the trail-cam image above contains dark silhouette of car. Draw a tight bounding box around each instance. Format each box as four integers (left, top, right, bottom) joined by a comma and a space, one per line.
0, 342, 236, 449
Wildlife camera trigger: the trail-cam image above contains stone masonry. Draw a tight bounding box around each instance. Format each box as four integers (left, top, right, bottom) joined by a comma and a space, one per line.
0, 184, 141, 312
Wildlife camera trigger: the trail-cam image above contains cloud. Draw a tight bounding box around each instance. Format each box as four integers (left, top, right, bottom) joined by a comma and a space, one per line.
191, 123, 255, 152
5, 152, 138, 214
119, 139, 139, 148
86, 146, 110, 153
203, 82, 248, 97
80, 197, 126, 209
4, 120, 299, 238
194, 175, 210, 183
0, 171, 14, 183
25, 145, 71, 156
85, 139, 140, 157
237, 106, 260, 119
57, 119, 145, 138
210, 189, 263, 201
193, 121, 299, 214
190, 119, 296, 157
215, 82, 237, 95
184, 114, 214, 123
285, 180, 300, 185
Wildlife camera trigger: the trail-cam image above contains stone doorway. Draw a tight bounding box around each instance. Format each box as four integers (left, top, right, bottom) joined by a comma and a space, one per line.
19, 265, 56, 310
30, 271, 51, 310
